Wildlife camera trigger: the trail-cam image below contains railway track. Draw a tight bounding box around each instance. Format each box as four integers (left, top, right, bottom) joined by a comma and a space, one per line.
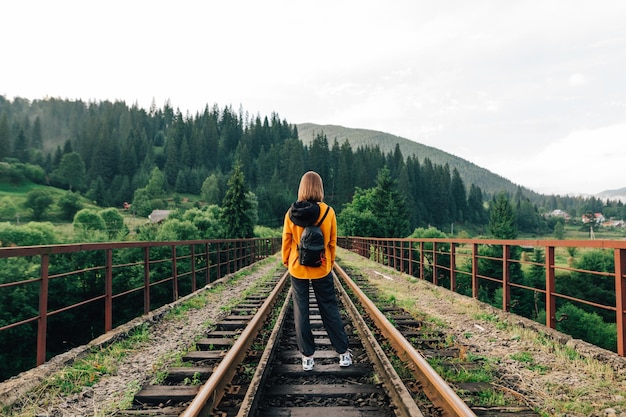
115, 262, 540, 417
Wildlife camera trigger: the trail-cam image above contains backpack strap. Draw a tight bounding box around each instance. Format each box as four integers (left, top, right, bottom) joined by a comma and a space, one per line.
315, 205, 331, 227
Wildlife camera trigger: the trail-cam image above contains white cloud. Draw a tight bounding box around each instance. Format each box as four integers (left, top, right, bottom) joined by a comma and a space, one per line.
569, 73, 587, 87
487, 123, 626, 195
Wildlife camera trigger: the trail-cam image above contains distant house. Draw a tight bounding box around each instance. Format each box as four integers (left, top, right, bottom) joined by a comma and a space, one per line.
149, 210, 171, 224
603, 220, 625, 228
548, 209, 570, 220
582, 213, 605, 224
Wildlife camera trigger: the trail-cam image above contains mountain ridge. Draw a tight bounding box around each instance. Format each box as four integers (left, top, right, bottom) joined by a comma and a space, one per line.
296, 123, 533, 198
596, 187, 626, 203
297, 123, 626, 202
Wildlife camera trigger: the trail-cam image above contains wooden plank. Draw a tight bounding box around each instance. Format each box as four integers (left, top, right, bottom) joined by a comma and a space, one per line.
196, 337, 234, 347
166, 366, 212, 381
224, 314, 254, 320
183, 350, 225, 361
266, 384, 382, 397
206, 330, 239, 337
453, 382, 492, 393
116, 406, 184, 416
274, 364, 370, 377
216, 320, 248, 330
134, 385, 199, 403
258, 407, 384, 417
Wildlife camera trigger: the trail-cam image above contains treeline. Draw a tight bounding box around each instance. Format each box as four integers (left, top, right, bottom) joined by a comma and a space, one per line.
1, 95, 624, 234
0, 96, 484, 231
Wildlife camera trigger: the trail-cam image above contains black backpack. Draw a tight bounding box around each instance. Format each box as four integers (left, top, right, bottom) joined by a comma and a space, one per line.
297, 206, 330, 267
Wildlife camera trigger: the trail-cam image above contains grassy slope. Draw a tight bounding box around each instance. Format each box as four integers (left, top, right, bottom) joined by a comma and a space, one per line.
0, 182, 143, 233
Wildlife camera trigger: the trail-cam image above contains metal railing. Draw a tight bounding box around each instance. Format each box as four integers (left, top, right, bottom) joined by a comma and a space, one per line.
338, 237, 626, 356
0, 237, 281, 378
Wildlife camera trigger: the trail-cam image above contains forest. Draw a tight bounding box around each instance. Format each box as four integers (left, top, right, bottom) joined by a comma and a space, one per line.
0, 95, 625, 381
1, 95, 624, 236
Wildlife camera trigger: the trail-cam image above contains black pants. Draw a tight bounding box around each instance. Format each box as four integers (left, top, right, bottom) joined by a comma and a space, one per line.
290, 273, 350, 357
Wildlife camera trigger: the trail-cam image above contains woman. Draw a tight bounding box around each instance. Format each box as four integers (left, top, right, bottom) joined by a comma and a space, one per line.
282, 171, 352, 371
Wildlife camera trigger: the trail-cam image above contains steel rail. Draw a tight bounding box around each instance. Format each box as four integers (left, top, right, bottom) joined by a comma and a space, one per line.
333, 269, 425, 417
334, 263, 476, 417
235, 284, 293, 417
180, 270, 289, 417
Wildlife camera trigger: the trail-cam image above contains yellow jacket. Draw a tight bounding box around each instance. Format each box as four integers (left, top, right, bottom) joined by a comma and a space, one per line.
282, 201, 336, 279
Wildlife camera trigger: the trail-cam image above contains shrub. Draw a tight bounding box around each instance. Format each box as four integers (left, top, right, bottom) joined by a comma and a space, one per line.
100, 208, 127, 238
0, 221, 57, 246
73, 209, 106, 231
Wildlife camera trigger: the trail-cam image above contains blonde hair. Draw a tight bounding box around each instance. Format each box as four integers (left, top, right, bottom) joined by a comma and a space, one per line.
297, 171, 324, 202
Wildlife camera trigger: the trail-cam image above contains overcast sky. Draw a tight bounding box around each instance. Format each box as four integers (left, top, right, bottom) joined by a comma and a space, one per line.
2, 1, 626, 196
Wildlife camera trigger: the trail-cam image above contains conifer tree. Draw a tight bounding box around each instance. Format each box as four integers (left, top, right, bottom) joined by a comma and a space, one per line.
0, 113, 10, 160
308, 133, 330, 183
221, 162, 254, 238
370, 167, 410, 237
489, 192, 517, 239
450, 168, 467, 223
146, 167, 167, 199
467, 184, 487, 224
335, 140, 354, 206
31, 117, 43, 150
13, 129, 29, 163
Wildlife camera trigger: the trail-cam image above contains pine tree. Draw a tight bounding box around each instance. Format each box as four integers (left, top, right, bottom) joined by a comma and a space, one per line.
31, 117, 43, 150
467, 184, 487, 224
221, 162, 254, 238
0, 113, 11, 160
13, 129, 29, 162
370, 167, 410, 238
450, 168, 467, 223
489, 192, 517, 239
308, 133, 330, 183
146, 167, 167, 199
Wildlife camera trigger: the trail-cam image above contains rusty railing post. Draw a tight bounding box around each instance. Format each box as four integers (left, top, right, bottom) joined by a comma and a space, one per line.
143, 246, 150, 314
105, 248, 113, 332
172, 245, 178, 301
502, 244, 510, 312
419, 241, 425, 280
450, 242, 456, 292
472, 243, 478, 299
545, 245, 556, 329
615, 248, 626, 356
205, 242, 210, 285
408, 240, 414, 277
191, 245, 197, 293
37, 254, 49, 366
433, 242, 438, 285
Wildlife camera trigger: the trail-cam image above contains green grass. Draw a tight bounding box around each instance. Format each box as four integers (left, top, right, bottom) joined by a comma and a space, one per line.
0, 181, 48, 195
32, 324, 150, 396
510, 351, 550, 373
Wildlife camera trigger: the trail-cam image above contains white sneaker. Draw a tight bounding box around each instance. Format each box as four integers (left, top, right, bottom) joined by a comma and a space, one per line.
339, 349, 353, 367
302, 355, 314, 371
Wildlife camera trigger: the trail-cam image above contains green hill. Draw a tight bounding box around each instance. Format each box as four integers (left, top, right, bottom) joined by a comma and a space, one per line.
297, 123, 535, 198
